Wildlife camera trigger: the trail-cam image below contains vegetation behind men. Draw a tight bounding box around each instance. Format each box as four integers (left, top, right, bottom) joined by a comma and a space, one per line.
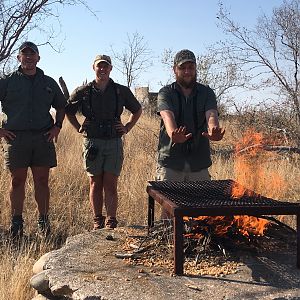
65, 54, 142, 230
156, 49, 225, 202
0, 41, 66, 238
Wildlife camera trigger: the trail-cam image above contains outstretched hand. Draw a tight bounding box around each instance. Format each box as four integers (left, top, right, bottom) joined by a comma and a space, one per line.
171, 126, 192, 144
202, 127, 225, 141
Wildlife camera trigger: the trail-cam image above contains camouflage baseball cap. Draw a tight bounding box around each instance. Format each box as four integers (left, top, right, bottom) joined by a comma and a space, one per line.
174, 49, 196, 66
19, 41, 39, 54
94, 54, 112, 66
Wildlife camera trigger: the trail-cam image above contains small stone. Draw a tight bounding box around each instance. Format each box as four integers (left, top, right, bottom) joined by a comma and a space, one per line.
106, 234, 114, 240
30, 270, 50, 293
33, 252, 51, 274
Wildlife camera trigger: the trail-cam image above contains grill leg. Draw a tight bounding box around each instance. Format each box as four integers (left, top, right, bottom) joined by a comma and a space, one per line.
173, 215, 184, 275
297, 214, 300, 268
147, 195, 155, 233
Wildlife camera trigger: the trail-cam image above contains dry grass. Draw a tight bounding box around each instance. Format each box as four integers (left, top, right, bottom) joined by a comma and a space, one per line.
0, 112, 299, 299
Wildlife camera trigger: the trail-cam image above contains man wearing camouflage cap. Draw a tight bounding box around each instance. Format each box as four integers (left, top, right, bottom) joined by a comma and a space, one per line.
156, 49, 225, 217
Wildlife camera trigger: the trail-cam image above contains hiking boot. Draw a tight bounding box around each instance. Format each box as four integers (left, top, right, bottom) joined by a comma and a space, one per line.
9, 215, 24, 239
105, 217, 118, 229
93, 215, 106, 230
37, 215, 51, 237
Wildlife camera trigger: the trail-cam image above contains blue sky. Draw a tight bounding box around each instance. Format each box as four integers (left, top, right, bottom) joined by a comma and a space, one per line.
32, 0, 284, 94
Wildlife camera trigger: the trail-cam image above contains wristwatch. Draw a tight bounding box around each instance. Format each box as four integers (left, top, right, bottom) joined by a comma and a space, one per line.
54, 121, 62, 129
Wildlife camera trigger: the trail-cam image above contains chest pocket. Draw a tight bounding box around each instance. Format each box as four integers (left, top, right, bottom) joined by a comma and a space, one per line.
81, 83, 122, 121
5, 86, 23, 106
39, 84, 55, 106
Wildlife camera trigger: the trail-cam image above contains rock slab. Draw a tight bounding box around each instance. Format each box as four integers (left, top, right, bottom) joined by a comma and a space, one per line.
31, 228, 300, 300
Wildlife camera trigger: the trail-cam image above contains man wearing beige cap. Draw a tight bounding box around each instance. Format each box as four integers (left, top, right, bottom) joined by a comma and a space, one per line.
66, 54, 142, 230
156, 49, 225, 217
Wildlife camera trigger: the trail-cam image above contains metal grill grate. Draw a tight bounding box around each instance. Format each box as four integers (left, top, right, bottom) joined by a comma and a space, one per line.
148, 179, 297, 208
147, 179, 300, 275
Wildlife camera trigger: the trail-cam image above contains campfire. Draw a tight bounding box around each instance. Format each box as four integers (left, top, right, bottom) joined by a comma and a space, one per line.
118, 214, 294, 277
183, 214, 269, 239
136, 129, 300, 275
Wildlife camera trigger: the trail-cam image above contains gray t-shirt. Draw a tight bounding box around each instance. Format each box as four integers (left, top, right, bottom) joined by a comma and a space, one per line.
157, 82, 217, 171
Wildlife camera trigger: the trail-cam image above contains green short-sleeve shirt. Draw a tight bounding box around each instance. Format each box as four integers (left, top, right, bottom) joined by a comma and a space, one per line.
0, 67, 66, 130
66, 79, 141, 119
157, 82, 217, 171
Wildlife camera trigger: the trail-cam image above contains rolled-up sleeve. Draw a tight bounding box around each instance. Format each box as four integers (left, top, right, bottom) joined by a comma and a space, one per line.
65, 88, 82, 115
157, 86, 174, 114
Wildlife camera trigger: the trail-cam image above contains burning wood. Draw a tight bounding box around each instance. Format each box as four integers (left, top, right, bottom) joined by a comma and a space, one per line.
118, 213, 292, 277
183, 215, 269, 239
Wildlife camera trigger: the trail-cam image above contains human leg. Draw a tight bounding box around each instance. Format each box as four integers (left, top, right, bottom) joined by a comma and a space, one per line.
89, 174, 106, 229
9, 168, 28, 237
186, 168, 211, 181
155, 165, 185, 181
31, 166, 51, 236
9, 168, 28, 216
100, 139, 122, 228
156, 165, 185, 219
31, 166, 50, 215
103, 172, 119, 228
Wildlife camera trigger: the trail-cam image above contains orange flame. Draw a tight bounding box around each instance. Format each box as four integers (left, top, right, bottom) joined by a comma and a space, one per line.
233, 128, 287, 199
183, 215, 269, 238
233, 215, 269, 236
183, 129, 287, 240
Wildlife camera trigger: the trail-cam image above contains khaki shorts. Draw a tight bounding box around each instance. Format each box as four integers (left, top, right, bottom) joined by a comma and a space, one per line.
156, 164, 211, 182
83, 138, 123, 176
2, 130, 57, 170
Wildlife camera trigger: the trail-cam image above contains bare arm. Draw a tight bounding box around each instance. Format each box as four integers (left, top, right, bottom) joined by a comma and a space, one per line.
202, 109, 225, 141
55, 107, 65, 125
125, 107, 142, 133
160, 110, 192, 143
46, 107, 65, 142
160, 110, 177, 138
115, 107, 143, 135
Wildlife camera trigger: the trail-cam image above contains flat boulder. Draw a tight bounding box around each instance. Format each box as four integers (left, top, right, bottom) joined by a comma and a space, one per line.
30, 227, 300, 300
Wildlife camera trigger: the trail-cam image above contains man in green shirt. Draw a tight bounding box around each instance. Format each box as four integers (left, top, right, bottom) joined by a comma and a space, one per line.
156, 49, 225, 217
0, 41, 66, 238
66, 54, 142, 230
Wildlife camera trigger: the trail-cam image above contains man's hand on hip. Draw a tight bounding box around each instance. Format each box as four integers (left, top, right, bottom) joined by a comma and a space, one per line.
0, 128, 16, 141
45, 126, 61, 143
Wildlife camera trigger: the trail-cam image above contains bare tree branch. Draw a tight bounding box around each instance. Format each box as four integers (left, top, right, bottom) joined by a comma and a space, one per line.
217, 0, 300, 125
0, 0, 91, 76
111, 32, 153, 88
58, 76, 70, 99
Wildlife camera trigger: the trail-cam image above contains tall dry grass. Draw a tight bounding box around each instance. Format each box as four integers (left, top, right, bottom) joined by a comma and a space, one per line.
0, 112, 299, 299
